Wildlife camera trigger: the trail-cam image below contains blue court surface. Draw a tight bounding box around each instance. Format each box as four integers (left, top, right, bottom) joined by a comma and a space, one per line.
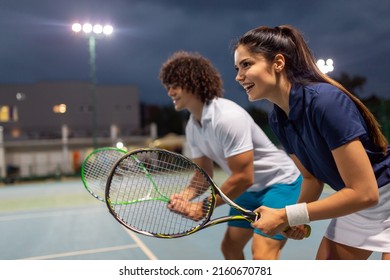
0, 171, 381, 260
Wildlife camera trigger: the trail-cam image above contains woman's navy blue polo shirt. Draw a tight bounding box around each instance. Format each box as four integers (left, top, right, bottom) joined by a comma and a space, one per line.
269, 83, 390, 191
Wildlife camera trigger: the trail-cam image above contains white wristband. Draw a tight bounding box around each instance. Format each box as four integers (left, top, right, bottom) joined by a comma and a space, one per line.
285, 203, 310, 226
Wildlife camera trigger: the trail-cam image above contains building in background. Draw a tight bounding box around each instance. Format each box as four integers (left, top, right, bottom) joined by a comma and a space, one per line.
0, 81, 141, 140
0, 81, 149, 183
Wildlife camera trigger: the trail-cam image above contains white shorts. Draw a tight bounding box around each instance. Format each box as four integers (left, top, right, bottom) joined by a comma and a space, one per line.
325, 183, 390, 252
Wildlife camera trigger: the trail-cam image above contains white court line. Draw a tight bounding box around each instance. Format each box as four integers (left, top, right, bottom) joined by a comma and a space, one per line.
21, 244, 139, 260
0, 207, 104, 221
1, 206, 158, 260
123, 228, 158, 260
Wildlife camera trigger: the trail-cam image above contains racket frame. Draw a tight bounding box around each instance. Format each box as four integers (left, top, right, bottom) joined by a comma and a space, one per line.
81, 147, 126, 201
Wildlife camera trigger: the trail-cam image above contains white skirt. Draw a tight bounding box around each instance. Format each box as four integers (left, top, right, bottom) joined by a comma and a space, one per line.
325, 183, 390, 252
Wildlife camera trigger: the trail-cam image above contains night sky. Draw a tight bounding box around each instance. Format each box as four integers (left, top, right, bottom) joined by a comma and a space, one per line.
1, 0, 389, 108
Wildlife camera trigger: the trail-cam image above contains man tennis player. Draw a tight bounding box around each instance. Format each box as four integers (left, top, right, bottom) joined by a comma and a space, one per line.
159, 51, 302, 260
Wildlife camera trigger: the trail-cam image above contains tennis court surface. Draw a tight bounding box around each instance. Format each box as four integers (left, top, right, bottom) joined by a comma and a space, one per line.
0, 173, 380, 260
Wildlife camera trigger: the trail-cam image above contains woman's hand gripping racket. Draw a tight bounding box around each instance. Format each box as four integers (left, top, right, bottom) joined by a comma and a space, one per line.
105, 148, 311, 238
81, 147, 126, 202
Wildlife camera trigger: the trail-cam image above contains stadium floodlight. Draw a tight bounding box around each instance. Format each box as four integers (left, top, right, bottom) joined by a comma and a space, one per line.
71, 22, 114, 148
72, 22, 114, 36
92, 24, 103, 34
317, 58, 334, 74
103, 25, 113, 35
71, 23, 82, 33
82, 23, 93, 33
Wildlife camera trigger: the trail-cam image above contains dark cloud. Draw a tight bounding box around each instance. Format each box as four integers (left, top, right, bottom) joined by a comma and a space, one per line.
0, 0, 389, 107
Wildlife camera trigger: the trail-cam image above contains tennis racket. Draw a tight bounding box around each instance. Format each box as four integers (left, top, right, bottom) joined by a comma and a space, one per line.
105, 148, 311, 238
81, 147, 126, 202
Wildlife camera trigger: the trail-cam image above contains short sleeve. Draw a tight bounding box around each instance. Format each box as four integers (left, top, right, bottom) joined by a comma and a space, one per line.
311, 89, 367, 150
215, 110, 253, 158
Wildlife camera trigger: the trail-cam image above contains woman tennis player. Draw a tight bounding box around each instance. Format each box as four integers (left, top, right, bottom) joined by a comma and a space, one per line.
233, 25, 390, 259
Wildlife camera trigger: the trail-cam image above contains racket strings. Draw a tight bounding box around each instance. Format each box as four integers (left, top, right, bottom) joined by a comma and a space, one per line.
83, 149, 124, 200
107, 150, 214, 236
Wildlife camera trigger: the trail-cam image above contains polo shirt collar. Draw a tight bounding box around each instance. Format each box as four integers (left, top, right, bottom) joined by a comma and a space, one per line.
190, 98, 215, 127
275, 84, 304, 122
201, 99, 214, 122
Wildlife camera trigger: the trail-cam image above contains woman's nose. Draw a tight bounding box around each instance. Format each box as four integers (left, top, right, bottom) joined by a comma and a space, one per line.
235, 70, 244, 82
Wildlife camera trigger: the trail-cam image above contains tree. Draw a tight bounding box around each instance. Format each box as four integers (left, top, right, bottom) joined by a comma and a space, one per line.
142, 104, 188, 136
334, 72, 366, 97
334, 72, 389, 141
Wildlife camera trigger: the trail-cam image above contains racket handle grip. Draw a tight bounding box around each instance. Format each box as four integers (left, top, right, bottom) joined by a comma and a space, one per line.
253, 212, 311, 238
284, 224, 311, 238
304, 224, 311, 237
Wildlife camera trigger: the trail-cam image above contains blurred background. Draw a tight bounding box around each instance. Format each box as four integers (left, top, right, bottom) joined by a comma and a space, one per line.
0, 0, 389, 183
0, 0, 388, 262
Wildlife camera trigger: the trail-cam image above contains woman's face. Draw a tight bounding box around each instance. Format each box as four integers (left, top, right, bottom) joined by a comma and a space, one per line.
234, 45, 278, 102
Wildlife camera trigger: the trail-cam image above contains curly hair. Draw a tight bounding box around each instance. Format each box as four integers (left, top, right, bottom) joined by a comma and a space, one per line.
159, 51, 223, 103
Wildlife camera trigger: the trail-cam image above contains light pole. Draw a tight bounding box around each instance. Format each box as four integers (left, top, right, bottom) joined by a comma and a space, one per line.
72, 22, 113, 149
0, 126, 5, 180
